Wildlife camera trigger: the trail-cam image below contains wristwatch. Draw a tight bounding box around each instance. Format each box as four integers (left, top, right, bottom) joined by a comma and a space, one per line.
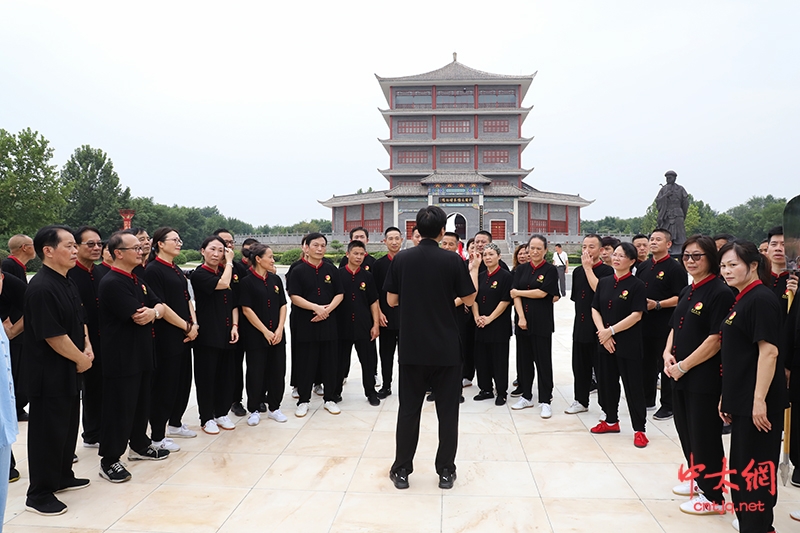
154, 308, 161, 319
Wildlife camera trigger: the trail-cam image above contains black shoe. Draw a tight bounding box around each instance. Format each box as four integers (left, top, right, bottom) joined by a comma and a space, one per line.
17, 409, 28, 422
333, 395, 343, 403
9, 467, 20, 483
438, 468, 457, 489
495, 396, 507, 406
510, 387, 524, 398
377, 388, 392, 399
129, 446, 170, 461
100, 461, 132, 483
653, 407, 673, 421
473, 390, 494, 401
25, 497, 67, 516
231, 402, 247, 417
722, 422, 732, 435
258, 402, 267, 413
56, 477, 91, 493
426, 392, 436, 402
390, 468, 410, 489
368, 395, 380, 406
791, 467, 800, 488
459, 395, 465, 404
512, 379, 519, 387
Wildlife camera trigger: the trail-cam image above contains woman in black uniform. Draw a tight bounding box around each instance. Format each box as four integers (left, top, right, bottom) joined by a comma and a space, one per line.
145, 228, 199, 448
509, 244, 528, 395
591, 242, 649, 448
472, 243, 513, 405
662, 235, 733, 514
239, 244, 288, 426
191, 235, 239, 435
718, 240, 783, 533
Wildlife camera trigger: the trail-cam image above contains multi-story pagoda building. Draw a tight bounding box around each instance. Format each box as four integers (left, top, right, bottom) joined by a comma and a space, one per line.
321, 55, 591, 243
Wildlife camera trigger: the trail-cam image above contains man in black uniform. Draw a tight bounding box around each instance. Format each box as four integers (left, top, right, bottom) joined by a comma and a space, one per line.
2, 234, 35, 284
632, 234, 649, 272
67, 226, 107, 448
338, 227, 376, 271
3, 234, 34, 421
566, 234, 614, 414
335, 240, 381, 405
24, 225, 93, 515
98, 232, 174, 483
386, 206, 478, 490
635, 228, 687, 421
287, 232, 344, 417
0, 263, 25, 481
372, 227, 403, 399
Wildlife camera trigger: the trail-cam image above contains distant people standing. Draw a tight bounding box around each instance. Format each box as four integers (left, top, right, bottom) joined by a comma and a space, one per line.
632, 234, 649, 273
2, 234, 35, 284
0, 287, 18, 522
125, 228, 151, 278
338, 227, 376, 271
372, 227, 404, 399
600, 237, 619, 267
553, 244, 568, 297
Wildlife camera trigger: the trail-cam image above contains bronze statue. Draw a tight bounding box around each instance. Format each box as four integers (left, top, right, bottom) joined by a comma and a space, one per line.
655, 170, 688, 255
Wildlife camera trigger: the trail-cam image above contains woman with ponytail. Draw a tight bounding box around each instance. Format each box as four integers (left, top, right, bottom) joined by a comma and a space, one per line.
718, 240, 783, 532
238, 244, 288, 425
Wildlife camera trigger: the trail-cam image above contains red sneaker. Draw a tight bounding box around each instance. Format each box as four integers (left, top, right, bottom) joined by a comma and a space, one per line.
634, 431, 649, 448
590, 421, 621, 434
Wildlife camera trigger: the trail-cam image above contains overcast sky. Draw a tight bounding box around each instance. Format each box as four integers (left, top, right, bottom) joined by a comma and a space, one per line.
2, 1, 797, 228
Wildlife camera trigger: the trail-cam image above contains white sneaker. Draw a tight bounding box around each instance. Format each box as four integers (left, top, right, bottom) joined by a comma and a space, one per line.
247, 412, 260, 426
791, 510, 800, 521
152, 438, 180, 452
295, 403, 309, 417
214, 416, 236, 430
83, 441, 100, 448
167, 424, 197, 438
646, 405, 657, 412
374, 374, 381, 388
511, 398, 535, 410
565, 401, 588, 414
291, 387, 299, 399
313, 384, 324, 396
732, 518, 739, 531
342, 377, 347, 385
680, 494, 721, 515
672, 481, 701, 496
540, 403, 552, 419
462, 378, 472, 387
202, 420, 219, 435
268, 409, 288, 423
324, 401, 341, 415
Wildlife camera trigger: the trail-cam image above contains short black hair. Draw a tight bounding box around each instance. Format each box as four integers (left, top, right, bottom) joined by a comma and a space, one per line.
632, 233, 648, 242
601, 236, 619, 248
767, 226, 783, 242
346, 240, 366, 253
443, 232, 460, 241
241, 238, 259, 248
106, 232, 128, 258
127, 227, 148, 237
415, 206, 447, 239
583, 234, 602, 247
306, 232, 327, 245
713, 233, 734, 243
349, 227, 369, 240
33, 225, 72, 260
73, 226, 102, 244
652, 228, 672, 241
384, 226, 401, 237
555, 243, 562, 248
213, 228, 233, 237
474, 230, 493, 241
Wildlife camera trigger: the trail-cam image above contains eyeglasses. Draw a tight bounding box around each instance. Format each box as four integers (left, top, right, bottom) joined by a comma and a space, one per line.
80, 241, 105, 248
118, 246, 144, 253
164, 238, 183, 245
682, 253, 706, 262
223, 240, 235, 246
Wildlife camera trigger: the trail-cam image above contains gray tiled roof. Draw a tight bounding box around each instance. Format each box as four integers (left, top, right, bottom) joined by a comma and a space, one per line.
419, 171, 492, 184
318, 190, 390, 208
379, 168, 534, 177
520, 185, 593, 207
379, 137, 532, 146
484, 185, 528, 197
385, 185, 429, 197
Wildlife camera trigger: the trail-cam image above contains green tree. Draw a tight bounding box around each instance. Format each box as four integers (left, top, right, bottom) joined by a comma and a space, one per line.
0, 128, 65, 235
61, 145, 132, 238
641, 201, 658, 235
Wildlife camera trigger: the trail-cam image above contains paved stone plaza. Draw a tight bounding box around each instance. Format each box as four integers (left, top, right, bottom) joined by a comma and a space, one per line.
3, 292, 800, 532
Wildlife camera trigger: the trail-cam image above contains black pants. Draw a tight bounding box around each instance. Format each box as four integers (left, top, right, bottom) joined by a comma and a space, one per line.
150, 342, 184, 441
672, 388, 724, 504
474, 340, 509, 398
790, 368, 800, 468
295, 340, 337, 404
100, 372, 152, 464
556, 265, 567, 296
391, 363, 460, 475
597, 350, 646, 432
26, 394, 79, 505
378, 328, 399, 389
730, 408, 782, 533
572, 340, 598, 408
642, 319, 672, 410
336, 339, 377, 398
232, 344, 245, 405
80, 353, 103, 444
194, 345, 233, 425
245, 343, 286, 413
168, 344, 193, 428
517, 333, 553, 403
10, 340, 27, 414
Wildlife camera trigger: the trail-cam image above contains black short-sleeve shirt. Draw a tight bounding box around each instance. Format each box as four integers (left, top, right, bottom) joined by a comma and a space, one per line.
592, 273, 647, 359
635, 255, 687, 328
191, 264, 237, 349
371, 255, 398, 331
99, 268, 162, 377
474, 267, 513, 343
571, 261, 614, 343
239, 268, 287, 352
0, 270, 26, 338
24, 265, 85, 396
384, 239, 476, 366
337, 265, 379, 341
68, 262, 108, 357
720, 281, 784, 416
669, 275, 735, 395
287, 259, 343, 342
513, 261, 560, 337
1, 256, 27, 284
770, 271, 792, 315
145, 257, 193, 349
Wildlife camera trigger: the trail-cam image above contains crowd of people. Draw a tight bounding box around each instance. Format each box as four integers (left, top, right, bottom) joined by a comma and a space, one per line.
0, 215, 798, 532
